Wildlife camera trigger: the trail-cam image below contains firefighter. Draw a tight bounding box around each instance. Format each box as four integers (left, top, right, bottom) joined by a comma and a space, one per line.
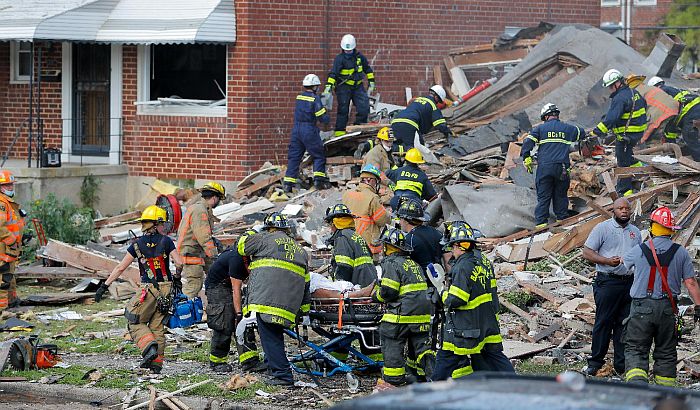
324, 204, 377, 287
284, 74, 332, 192
176, 182, 225, 299
590, 69, 648, 197
386, 148, 437, 210
237, 212, 310, 386
647, 76, 700, 161
372, 227, 434, 386
205, 229, 265, 373
362, 127, 402, 202
342, 164, 391, 255
520, 103, 585, 228
322, 34, 375, 137
433, 222, 506, 380
96, 206, 183, 374
622, 206, 700, 386
390, 85, 451, 149
0, 170, 27, 311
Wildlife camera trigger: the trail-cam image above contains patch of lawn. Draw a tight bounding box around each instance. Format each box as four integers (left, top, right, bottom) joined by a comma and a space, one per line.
516, 359, 586, 376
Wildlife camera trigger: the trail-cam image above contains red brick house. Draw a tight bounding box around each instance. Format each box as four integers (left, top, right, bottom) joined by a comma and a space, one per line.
0, 0, 600, 190
600, 0, 673, 51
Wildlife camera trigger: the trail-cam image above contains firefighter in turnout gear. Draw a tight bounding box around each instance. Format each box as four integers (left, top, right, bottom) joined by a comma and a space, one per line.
323, 34, 374, 137
362, 127, 402, 202
387, 148, 438, 210
324, 204, 377, 287
237, 212, 310, 385
0, 170, 26, 311
647, 77, 700, 162
343, 164, 391, 255
591, 69, 648, 196
520, 103, 584, 228
390, 85, 451, 149
433, 222, 506, 380
622, 207, 700, 386
205, 229, 265, 373
284, 74, 332, 192
176, 182, 224, 298
372, 227, 434, 386
96, 206, 183, 374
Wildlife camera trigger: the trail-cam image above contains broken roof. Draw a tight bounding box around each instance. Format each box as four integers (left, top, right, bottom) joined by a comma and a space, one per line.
0, 0, 235, 44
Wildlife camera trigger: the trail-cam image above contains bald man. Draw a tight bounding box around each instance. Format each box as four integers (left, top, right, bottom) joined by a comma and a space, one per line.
582, 198, 642, 376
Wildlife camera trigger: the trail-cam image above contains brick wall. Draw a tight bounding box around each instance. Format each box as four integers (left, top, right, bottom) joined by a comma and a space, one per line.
0, 42, 62, 162
601, 1, 673, 51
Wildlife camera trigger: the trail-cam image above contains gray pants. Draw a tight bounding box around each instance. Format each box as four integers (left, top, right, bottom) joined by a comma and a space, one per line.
623, 298, 677, 386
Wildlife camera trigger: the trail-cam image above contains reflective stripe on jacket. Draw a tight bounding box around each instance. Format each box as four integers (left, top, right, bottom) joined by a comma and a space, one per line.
176, 198, 218, 264
0, 194, 24, 262
329, 228, 377, 287
593, 85, 648, 140
391, 96, 449, 135
373, 254, 431, 324
326, 50, 374, 89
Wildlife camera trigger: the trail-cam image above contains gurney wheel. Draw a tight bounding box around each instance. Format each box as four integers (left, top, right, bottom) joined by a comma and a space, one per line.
346, 373, 360, 392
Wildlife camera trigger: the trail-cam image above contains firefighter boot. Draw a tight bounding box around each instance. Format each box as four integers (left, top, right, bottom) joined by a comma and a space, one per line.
314, 177, 332, 190
210, 361, 233, 373
139, 343, 159, 369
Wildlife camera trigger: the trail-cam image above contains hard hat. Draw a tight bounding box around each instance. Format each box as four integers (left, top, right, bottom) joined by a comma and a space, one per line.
647, 76, 664, 87
540, 103, 560, 121
139, 205, 167, 222
375, 227, 412, 252
444, 221, 482, 246
429, 85, 447, 102
0, 170, 15, 185
360, 164, 381, 180
324, 203, 354, 222
405, 148, 425, 164
302, 74, 321, 87
602, 69, 623, 87
377, 127, 394, 141
340, 34, 356, 51
396, 197, 429, 222
263, 212, 291, 230
650, 206, 681, 230
200, 181, 226, 199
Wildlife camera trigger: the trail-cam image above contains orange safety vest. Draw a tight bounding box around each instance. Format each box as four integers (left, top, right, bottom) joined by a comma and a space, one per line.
0, 194, 24, 263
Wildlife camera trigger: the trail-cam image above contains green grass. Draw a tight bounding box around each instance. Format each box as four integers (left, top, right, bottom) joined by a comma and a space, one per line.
516, 359, 586, 376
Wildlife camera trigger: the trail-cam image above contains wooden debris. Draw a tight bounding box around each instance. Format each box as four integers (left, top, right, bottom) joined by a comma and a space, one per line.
123, 379, 212, 410
15, 266, 98, 280
94, 211, 141, 228
518, 281, 564, 306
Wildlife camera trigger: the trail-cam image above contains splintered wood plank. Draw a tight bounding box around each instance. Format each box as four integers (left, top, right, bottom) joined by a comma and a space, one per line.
94, 211, 142, 228
15, 266, 99, 279
601, 171, 618, 200
502, 340, 555, 359
233, 174, 283, 200
518, 281, 564, 306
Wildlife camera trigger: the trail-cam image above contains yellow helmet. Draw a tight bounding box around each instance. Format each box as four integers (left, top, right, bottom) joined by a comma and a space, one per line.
377, 127, 394, 141
200, 181, 225, 198
405, 148, 425, 164
140, 205, 167, 222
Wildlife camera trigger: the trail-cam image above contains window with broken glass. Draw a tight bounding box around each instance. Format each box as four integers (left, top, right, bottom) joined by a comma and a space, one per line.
137, 44, 227, 116
10, 41, 32, 83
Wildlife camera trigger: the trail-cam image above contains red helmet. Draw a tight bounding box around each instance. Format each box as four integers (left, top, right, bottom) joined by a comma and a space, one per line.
650, 206, 681, 230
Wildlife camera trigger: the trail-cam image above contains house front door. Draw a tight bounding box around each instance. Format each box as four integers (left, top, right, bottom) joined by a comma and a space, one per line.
72, 44, 110, 156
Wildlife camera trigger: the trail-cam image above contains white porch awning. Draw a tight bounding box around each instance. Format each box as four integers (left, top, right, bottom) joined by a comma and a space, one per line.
0, 0, 235, 44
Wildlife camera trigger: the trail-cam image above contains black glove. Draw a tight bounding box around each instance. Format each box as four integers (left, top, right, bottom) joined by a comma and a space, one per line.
235, 312, 243, 327
95, 283, 109, 302
213, 237, 225, 253
172, 275, 182, 291
21, 232, 33, 246
0, 272, 11, 290
694, 307, 700, 323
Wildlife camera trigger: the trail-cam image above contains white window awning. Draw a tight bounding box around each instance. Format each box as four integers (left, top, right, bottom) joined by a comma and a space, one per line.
0, 0, 235, 44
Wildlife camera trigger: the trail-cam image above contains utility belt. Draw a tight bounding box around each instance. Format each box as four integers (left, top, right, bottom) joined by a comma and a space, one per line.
597, 271, 633, 281
141, 282, 173, 314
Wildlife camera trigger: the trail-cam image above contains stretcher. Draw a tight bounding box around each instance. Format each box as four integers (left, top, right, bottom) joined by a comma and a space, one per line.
283, 297, 384, 388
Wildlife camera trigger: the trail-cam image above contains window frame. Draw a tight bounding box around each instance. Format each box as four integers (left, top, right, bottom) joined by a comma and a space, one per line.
633, 0, 657, 5
136, 44, 227, 117
601, 0, 621, 6
10, 41, 32, 84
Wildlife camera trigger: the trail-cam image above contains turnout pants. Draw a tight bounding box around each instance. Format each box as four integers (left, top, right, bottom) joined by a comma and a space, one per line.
615, 137, 640, 195
391, 122, 420, 149
256, 315, 294, 383
285, 123, 327, 186
0, 263, 17, 311
589, 273, 632, 372
380, 322, 434, 386
206, 284, 235, 365
182, 262, 210, 299
534, 162, 570, 225
471, 343, 515, 373
624, 298, 677, 386
125, 282, 172, 371
432, 349, 472, 381
335, 85, 369, 133
680, 110, 700, 161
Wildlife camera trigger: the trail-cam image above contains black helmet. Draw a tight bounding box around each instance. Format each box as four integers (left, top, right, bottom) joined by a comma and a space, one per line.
396, 197, 429, 222
444, 221, 482, 247
263, 212, 291, 230
324, 203, 354, 222
375, 226, 412, 252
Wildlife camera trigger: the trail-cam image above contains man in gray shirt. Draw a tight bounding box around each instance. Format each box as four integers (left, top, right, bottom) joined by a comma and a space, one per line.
622, 206, 700, 386
582, 198, 641, 376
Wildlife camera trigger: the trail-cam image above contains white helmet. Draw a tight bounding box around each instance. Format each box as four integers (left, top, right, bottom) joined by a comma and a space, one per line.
602, 69, 623, 87
540, 103, 560, 120
302, 74, 321, 87
429, 85, 447, 102
341, 34, 356, 51
647, 76, 664, 87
